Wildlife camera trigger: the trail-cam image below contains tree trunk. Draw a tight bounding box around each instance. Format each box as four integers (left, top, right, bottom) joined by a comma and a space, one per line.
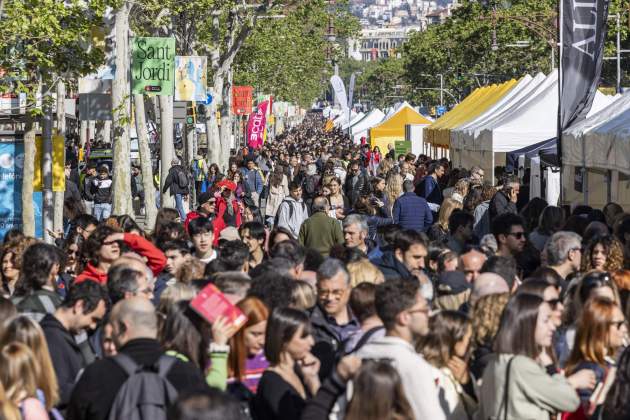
22, 116, 35, 237
111, 2, 133, 216
220, 70, 233, 168
53, 80, 65, 234
134, 94, 157, 231
159, 95, 175, 208
185, 124, 195, 204
205, 76, 223, 171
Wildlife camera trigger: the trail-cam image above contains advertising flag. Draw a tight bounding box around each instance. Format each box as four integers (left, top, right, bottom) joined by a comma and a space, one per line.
174, 56, 208, 101
559, 0, 609, 129
247, 100, 269, 150
330, 75, 348, 112
131, 37, 175, 95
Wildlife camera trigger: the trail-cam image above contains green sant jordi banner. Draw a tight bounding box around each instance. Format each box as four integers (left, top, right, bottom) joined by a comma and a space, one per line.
131, 37, 175, 95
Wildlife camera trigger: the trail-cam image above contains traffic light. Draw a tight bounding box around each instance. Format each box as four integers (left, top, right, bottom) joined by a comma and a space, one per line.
186, 102, 196, 125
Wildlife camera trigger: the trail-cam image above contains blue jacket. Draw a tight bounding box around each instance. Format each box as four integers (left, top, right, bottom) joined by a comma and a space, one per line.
373, 251, 412, 281
416, 175, 443, 206
243, 168, 263, 195
392, 192, 433, 232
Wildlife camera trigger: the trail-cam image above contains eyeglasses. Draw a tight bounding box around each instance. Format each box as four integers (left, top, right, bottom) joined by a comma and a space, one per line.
317, 288, 346, 299
508, 232, 526, 239
545, 298, 562, 308
610, 320, 627, 329
407, 307, 430, 316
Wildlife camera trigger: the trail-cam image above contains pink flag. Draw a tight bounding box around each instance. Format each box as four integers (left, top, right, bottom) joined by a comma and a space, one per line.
247, 100, 269, 150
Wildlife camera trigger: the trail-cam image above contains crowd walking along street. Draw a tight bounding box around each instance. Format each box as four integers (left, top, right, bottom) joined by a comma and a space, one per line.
0, 0, 630, 418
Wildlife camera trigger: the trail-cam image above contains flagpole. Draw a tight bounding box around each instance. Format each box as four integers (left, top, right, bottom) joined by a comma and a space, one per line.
557, 0, 564, 206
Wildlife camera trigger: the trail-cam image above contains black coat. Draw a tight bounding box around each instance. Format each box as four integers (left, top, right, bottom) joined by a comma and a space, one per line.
488, 189, 517, 222
66, 338, 207, 420
343, 171, 369, 207
373, 251, 412, 281
41, 314, 85, 408
162, 165, 189, 195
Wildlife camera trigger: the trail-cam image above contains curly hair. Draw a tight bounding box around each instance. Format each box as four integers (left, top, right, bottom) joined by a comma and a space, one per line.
581, 234, 624, 272
77, 225, 120, 271
0, 237, 37, 286
470, 292, 510, 349
384, 172, 403, 216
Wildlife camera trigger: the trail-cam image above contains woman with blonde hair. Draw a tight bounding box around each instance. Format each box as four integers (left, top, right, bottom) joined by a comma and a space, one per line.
0, 342, 49, 420
384, 172, 403, 219
347, 259, 385, 287
428, 198, 463, 244
291, 281, 317, 311
0, 316, 58, 411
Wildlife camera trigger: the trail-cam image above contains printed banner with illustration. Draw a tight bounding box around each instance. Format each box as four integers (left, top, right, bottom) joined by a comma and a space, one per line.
0, 140, 43, 238
174, 56, 208, 102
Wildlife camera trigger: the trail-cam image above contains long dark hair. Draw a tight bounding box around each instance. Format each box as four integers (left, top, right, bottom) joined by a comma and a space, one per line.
159, 300, 210, 369
264, 307, 311, 365
601, 346, 630, 420
494, 294, 545, 359
14, 243, 64, 296
346, 360, 415, 420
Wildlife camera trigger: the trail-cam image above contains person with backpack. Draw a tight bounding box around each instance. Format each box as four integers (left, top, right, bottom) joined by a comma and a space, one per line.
66, 297, 208, 420
275, 181, 309, 240
190, 154, 208, 204
302, 163, 321, 211
163, 157, 190, 220
91, 165, 113, 222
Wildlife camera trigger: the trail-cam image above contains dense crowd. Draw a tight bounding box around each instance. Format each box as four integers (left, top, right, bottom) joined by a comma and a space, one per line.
3, 113, 630, 420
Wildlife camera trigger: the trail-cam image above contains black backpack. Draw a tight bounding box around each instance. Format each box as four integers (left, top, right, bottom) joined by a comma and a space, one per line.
176, 169, 189, 188
107, 353, 178, 420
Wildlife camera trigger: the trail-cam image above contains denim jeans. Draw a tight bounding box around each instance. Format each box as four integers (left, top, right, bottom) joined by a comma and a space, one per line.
174, 194, 186, 220
93, 203, 112, 221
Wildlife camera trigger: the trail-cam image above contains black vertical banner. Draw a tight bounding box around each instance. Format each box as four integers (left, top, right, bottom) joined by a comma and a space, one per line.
559, 0, 610, 129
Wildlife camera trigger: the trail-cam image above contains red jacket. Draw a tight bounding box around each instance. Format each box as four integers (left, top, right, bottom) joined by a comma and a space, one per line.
213, 196, 242, 246
75, 233, 167, 285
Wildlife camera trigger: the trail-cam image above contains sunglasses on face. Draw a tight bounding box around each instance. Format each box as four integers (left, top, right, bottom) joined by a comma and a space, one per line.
546, 298, 562, 308
508, 232, 526, 239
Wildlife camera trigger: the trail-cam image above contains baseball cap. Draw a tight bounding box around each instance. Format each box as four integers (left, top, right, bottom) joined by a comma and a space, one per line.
198, 192, 216, 205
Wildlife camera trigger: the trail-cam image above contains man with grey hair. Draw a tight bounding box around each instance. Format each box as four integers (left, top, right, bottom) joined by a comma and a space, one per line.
66, 297, 207, 420
544, 231, 582, 283
309, 258, 359, 379
343, 214, 369, 254
299, 196, 344, 257
162, 156, 189, 220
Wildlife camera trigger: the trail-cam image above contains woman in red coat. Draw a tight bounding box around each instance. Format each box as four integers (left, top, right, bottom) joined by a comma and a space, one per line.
213, 180, 243, 246
366, 146, 382, 176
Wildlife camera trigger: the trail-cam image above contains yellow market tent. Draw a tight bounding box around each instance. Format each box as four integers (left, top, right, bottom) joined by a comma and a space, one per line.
369, 102, 432, 152
425, 79, 518, 148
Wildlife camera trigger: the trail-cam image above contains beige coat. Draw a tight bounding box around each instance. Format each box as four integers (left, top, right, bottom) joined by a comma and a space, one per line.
265, 176, 289, 218
476, 354, 579, 420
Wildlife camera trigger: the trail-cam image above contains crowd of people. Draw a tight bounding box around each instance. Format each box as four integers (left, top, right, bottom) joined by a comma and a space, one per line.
3, 112, 630, 419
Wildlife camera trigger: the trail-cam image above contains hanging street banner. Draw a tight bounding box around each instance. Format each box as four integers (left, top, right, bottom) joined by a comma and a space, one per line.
233, 86, 253, 115
559, 0, 609, 129
131, 37, 175, 95
174, 56, 208, 102
247, 100, 269, 150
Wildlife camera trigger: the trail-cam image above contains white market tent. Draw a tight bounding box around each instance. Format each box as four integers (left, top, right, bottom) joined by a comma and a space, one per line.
351, 108, 386, 143
562, 91, 630, 208
341, 112, 365, 130
450, 70, 613, 184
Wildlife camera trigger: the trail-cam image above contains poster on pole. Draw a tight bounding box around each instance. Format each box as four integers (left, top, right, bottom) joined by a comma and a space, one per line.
0, 139, 43, 238
174, 56, 208, 102
247, 100, 269, 150
131, 37, 175, 95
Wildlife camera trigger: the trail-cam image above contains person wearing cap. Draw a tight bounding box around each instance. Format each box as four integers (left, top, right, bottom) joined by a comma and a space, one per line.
90, 165, 113, 221
434, 271, 472, 311
184, 191, 217, 233
162, 157, 189, 220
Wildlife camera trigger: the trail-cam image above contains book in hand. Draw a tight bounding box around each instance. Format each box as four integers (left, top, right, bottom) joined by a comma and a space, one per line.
190, 284, 248, 329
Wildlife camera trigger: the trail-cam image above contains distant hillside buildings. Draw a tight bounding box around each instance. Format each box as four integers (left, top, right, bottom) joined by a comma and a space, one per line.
348, 0, 460, 61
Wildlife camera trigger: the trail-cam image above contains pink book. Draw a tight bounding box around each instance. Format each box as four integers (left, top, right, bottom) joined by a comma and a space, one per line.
190, 284, 248, 329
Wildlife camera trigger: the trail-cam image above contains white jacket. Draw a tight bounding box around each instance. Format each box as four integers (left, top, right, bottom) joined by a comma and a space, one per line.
275, 197, 309, 239
357, 336, 447, 420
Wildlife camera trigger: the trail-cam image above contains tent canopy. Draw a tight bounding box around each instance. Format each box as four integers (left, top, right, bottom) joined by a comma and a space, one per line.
352, 108, 385, 143
425, 79, 519, 148
369, 102, 431, 151
505, 137, 557, 172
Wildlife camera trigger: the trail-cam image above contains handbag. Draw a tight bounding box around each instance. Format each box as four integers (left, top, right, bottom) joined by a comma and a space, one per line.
497, 356, 516, 420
